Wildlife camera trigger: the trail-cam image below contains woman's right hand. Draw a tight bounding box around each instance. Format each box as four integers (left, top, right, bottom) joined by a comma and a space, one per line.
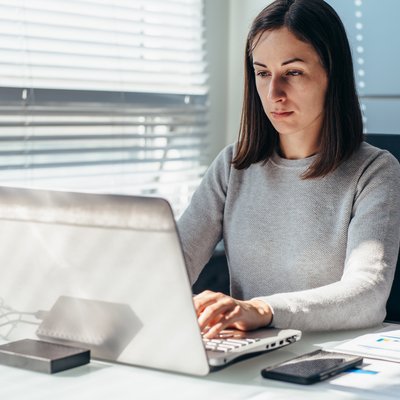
193, 290, 273, 339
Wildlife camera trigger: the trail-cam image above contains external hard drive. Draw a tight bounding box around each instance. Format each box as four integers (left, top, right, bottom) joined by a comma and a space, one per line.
0, 339, 90, 373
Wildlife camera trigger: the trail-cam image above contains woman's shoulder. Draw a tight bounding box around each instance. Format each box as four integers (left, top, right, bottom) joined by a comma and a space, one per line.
210, 143, 237, 168
216, 142, 236, 159
356, 141, 400, 167
347, 141, 400, 181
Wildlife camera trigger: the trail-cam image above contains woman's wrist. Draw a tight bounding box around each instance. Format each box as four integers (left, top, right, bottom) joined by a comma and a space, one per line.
248, 299, 273, 327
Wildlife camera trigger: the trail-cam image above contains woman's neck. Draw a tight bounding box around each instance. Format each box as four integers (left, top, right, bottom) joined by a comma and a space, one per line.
278, 131, 321, 160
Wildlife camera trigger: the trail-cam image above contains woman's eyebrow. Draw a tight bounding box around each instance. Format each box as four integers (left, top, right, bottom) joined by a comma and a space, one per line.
282, 57, 305, 66
253, 58, 306, 68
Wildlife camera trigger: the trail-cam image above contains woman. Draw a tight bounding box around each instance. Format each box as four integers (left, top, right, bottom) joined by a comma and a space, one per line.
178, 0, 400, 338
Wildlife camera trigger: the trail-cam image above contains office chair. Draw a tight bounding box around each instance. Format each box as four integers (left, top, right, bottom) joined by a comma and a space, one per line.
365, 133, 400, 323
192, 246, 229, 295
365, 133, 400, 161
385, 255, 400, 323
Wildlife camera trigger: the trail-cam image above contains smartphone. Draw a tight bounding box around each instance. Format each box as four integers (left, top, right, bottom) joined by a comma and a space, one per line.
261, 349, 363, 385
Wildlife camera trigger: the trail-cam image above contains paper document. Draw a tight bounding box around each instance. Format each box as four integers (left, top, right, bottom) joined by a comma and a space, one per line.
332, 329, 400, 362
327, 358, 400, 399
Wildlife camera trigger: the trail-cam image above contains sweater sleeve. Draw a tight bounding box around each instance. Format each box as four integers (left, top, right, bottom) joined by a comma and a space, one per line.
177, 145, 233, 285
254, 151, 400, 331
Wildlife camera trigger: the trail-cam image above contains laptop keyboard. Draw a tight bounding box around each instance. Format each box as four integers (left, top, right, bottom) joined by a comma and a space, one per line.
203, 337, 261, 353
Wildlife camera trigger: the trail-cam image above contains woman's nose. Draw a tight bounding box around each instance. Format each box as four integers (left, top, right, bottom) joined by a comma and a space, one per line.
267, 77, 286, 102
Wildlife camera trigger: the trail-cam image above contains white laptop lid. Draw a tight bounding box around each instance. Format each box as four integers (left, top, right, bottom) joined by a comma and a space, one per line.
0, 187, 301, 376
0, 187, 209, 375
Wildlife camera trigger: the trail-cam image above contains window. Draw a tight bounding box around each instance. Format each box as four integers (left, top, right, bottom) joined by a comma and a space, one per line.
327, 0, 400, 135
0, 0, 209, 216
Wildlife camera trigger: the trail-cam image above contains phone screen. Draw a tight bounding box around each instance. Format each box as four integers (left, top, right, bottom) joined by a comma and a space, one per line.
261, 350, 363, 384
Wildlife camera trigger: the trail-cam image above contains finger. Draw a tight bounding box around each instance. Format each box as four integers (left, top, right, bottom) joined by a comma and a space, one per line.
218, 329, 247, 339
198, 299, 236, 331
203, 320, 226, 339
203, 313, 238, 339
193, 297, 218, 316
200, 311, 226, 335
197, 297, 232, 324
193, 290, 219, 312
223, 303, 242, 321
202, 305, 244, 338
193, 291, 225, 315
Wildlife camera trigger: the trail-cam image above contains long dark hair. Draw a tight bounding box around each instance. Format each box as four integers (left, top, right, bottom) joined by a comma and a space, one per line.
232, 0, 363, 178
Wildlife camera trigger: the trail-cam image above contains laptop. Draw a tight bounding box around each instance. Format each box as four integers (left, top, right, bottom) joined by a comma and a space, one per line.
0, 187, 301, 376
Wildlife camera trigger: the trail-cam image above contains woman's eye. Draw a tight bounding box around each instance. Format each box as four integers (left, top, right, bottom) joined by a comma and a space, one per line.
256, 71, 270, 78
286, 70, 303, 76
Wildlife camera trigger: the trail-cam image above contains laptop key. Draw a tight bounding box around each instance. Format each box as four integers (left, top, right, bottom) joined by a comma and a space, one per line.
221, 340, 245, 347
224, 339, 251, 346
203, 336, 264, 353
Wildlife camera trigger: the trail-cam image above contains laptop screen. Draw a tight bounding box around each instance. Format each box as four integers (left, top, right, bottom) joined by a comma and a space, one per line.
0, 187, 209, 375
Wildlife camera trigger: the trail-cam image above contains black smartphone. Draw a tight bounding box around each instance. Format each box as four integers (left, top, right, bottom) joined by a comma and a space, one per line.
261, 349, 363, 385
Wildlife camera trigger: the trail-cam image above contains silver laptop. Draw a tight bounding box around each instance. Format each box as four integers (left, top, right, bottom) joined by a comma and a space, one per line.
0, 187, 301, 376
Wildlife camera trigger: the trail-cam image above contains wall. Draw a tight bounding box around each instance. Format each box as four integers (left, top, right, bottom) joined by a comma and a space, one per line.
204, 0, 273, 162
226, 0, 273, 145
204, 0, 229, 163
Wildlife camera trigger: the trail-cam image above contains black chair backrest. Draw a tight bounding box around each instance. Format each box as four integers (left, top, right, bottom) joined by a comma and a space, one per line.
386, 259, 400, 323
365, 133, 400, 161
365, 133, 400, 323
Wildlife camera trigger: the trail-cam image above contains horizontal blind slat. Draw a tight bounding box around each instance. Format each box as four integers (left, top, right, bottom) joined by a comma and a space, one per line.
0, 0, 207, 95
0, 0, 208, 215
0, 142, 207, 156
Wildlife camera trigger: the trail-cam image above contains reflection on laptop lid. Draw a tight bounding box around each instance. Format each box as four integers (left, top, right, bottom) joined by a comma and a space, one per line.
0, 187, 301, 376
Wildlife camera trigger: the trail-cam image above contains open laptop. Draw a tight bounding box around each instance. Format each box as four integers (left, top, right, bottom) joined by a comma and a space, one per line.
0, 187, 301, 376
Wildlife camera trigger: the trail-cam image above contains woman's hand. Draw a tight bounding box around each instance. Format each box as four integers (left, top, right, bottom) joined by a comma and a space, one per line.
193, 290, 273, 339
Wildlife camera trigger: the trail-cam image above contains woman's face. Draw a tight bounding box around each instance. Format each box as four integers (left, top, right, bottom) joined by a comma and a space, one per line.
252, 27, 328, 141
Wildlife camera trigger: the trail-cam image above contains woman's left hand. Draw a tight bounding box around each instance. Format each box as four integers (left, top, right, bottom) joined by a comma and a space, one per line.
193, 290, 273, 338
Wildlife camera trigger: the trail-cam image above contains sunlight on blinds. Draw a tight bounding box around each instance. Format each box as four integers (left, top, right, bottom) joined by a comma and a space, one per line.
0, 0, 209, 216
0, 0, 207, 93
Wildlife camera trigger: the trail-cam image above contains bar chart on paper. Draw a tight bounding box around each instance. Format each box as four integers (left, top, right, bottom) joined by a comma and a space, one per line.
333, 330, 400, 362
373, 335, 400, 352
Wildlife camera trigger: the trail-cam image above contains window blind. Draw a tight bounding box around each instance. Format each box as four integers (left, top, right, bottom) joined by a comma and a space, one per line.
0, 0, 209, 216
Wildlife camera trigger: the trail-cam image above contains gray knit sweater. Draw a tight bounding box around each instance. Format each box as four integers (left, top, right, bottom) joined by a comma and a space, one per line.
177, 142, 400, 331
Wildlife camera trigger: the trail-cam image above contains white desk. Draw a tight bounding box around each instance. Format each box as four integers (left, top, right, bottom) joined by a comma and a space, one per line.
1, 324, 399, 400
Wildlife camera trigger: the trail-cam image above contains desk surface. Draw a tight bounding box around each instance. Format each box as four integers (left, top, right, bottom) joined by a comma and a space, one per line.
1, 324, 399, 400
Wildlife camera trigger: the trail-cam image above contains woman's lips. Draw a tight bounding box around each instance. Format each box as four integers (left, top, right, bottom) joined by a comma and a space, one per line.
271, 111, 294, 119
